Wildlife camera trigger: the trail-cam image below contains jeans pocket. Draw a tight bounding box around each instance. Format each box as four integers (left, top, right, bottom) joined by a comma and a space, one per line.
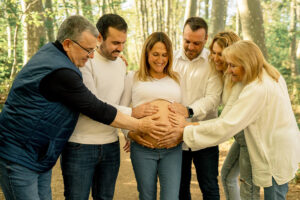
65, 142, 82, 150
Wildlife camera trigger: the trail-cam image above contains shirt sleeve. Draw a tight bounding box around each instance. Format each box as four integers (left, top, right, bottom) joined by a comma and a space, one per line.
120, 71, 135, 107
183, 81, 267, 149
119, 71, 135, 137
189, 72, 223, 120
39, 68, 117, 125
80, 60, 132, 116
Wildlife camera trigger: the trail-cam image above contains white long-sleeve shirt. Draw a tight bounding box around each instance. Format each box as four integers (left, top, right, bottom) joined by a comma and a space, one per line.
183, 70, 300, 187
173, 48, 223, 150
69, 51, 131, 144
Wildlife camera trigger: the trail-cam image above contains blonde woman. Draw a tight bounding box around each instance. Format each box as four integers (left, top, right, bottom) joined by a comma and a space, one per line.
120, 32, 183, 200
209, 32, 260, 200
170, 40, 300, 200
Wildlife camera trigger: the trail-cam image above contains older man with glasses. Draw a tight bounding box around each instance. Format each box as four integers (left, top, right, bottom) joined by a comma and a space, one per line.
0, 15, 167, 200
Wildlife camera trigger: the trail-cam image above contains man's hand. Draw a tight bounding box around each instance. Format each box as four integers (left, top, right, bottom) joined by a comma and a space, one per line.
137, 114, 168, 139
157, 127, 184, 149
132, 102, 159, 119
119, 54, 128, 67
123, 138, 131, 153
128, 131, 154, 148
168, 102, 188, 117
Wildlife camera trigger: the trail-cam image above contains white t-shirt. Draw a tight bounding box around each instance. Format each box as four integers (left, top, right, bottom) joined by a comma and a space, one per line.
69, 51, 131, 144
120, 71, 181, 107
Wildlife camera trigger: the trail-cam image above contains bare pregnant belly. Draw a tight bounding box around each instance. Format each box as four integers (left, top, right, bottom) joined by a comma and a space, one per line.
140, 99, 172, 148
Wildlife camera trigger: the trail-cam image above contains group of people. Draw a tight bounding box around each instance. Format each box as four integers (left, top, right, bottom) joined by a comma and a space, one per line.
0, 13, 299, 200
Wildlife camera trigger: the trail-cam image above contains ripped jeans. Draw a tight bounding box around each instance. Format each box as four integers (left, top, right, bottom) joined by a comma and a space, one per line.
221, 131, 260, 200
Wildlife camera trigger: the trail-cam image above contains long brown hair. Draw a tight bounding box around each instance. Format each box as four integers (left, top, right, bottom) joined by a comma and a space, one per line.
136, 32, 179, 84
209, 31, 241, 77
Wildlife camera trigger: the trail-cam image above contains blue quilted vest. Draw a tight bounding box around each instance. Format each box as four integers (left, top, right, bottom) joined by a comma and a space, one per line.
0, 43, 82, 172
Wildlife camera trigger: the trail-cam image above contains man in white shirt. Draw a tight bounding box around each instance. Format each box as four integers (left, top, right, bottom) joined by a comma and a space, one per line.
60, 14, 156, 200
170, 17, 222, 200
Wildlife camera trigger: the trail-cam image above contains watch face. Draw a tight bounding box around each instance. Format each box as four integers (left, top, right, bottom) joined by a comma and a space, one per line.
188, 108, 194, 118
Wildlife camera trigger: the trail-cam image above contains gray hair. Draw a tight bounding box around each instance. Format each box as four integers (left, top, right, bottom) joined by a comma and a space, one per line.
56, 15, 99, 42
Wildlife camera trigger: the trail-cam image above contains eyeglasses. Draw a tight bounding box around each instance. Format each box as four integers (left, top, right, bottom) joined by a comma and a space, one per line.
71, 39, 98, 56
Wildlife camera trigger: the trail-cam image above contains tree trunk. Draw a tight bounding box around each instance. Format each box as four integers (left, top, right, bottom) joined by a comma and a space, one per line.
210, 0, 227, 38
165, 0, 171, 36
24, 0, 46, 61
237, 0, 268, 58
184, 0, 197, 20
61, 0, 69, 17
4, 6, 13, 59
205, 0, 209, 20
44, 0, 55, 42
289, 0, 298, 100
10, 0, 39, 78
10, 23, 20, 79
236, 4, 242, 37
151, 0, 155, 33
81, 0, 93, 22
144, 0, 149, 36
75, 0, 80, 14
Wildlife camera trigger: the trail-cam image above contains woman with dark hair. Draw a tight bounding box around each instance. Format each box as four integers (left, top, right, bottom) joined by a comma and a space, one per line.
121, 32, 183, 200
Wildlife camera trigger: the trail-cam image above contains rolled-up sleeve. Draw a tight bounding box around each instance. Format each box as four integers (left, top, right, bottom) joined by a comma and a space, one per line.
190, 73, 222, 120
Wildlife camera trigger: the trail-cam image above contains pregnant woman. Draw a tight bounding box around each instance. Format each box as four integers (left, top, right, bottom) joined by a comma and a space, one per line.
120, 32, 183, 200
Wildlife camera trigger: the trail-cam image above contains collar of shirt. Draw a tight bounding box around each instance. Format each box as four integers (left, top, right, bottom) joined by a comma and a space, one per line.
175, 48, 209, 62
53, 40, 68, 57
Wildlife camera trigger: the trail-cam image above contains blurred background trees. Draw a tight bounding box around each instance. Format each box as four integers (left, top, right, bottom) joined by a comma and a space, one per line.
0, 0, 299, 127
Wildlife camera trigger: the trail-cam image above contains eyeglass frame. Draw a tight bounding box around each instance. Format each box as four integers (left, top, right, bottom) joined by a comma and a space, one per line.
70, 39, 98, 56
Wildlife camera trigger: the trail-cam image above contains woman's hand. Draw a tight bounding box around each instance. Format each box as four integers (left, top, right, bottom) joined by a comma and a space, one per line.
169, 112, 189, 128
168, 102, 188, 118
123, 138, 131, 153
119, 54, 128, 67
128, 131, 155, 148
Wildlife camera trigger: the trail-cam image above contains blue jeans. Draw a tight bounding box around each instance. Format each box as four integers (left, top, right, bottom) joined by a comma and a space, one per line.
221, 132, 260, 200
0, 157, 52, 200
130, 142, 182, 200
179, 146, 220, 200
264, 177, 288, 200
61, 141, 120, 200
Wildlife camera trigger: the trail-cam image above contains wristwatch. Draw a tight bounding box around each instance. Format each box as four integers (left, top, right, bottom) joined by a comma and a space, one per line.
187, 106, 194, 118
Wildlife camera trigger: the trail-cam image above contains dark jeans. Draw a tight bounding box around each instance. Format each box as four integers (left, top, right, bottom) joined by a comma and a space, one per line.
0, 157, 52, 200
61, 141, 120, 200
179, 146, 220, 200
264, 177, 289, 200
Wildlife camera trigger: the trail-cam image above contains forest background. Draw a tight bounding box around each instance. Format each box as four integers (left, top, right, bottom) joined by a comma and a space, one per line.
0, 0, 299, 181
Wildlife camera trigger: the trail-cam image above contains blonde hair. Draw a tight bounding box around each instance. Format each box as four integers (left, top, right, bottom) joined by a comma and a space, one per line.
136, 32, 179, 84
223, 40, 280, 85
209, 31, 241, 77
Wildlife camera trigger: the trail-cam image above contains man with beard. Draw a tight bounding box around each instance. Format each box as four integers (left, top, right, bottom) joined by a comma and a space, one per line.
60, 14, 158, 200
169, 17, 223, 200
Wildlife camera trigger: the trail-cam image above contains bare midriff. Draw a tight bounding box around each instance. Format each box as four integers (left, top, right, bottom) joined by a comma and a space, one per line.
139, 99, 173, 148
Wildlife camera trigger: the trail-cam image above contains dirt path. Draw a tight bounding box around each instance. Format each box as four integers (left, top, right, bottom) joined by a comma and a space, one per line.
1, 133, 299, 199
